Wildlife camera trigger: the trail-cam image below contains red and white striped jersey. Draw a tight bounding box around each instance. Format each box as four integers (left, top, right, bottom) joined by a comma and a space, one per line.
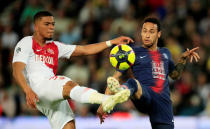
12, 36, 76, 86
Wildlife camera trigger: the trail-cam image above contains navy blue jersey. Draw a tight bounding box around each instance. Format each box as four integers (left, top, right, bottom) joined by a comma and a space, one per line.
130, 46, 175, 125
132, 46, 175, 95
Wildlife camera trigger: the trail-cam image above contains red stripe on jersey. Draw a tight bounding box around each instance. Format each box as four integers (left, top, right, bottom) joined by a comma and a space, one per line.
149, 51, 165, 93
32, 39, 59, 75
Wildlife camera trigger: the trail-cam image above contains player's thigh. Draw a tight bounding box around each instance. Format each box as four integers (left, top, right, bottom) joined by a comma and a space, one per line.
35, 76, 71, 102
63, 120, 76, 129
151, 123, 174, 129
132, 86, 151, 103
131, 86, 152, 113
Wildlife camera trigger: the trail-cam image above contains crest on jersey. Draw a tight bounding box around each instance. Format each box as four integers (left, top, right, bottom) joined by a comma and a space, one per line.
47, 48, 54, 54
163, 53, 168, 59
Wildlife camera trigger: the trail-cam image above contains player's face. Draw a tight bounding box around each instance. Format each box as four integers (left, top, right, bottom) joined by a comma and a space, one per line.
34, 16, 55, 40
141, 22, 161, 48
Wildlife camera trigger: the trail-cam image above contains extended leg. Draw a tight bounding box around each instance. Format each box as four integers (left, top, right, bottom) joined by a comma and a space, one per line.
62, 80, 130, 112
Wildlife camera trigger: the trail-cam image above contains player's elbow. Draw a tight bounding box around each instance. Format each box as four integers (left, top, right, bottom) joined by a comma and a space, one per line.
12, 64, 20, 81
170, 76, 178, 80
169, 72, 180, 80
73, 46, 93, 56
82, 46, 96, 55
83, 50, 93, 55
12, 65, 16, 79
170, 74, 181, 80
12, 69, 18, 81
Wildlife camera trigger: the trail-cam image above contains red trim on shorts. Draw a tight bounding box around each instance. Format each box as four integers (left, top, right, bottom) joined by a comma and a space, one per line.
82, 88, 91, 93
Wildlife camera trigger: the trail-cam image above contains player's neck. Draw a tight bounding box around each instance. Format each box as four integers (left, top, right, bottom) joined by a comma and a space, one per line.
33, 33, 46, 47
143, 44, 158, 51
148, 46, 158, 51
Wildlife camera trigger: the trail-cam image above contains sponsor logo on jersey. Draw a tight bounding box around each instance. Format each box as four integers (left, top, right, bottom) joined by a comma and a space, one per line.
35, 54, 54, 65
152, 61, 165, 80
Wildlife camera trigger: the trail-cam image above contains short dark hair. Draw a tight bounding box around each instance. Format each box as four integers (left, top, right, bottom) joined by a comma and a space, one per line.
143, 17, 161, 32
33, 11, 53, 23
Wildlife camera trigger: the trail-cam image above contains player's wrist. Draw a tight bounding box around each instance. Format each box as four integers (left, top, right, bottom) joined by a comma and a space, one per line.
179, 56, 187, 64
23, 86, 32, 93
106, 41, 112, 47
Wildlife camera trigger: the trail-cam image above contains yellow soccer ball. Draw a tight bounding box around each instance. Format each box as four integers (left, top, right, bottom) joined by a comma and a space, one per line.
110, 44, 135, 71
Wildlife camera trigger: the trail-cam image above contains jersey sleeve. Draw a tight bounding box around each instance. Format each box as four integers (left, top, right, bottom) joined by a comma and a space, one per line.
54, 41, 76, 59
12, 37, 32, 64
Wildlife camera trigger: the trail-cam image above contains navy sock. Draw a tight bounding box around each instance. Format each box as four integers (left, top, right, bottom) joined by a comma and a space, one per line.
121, 78, 138, 96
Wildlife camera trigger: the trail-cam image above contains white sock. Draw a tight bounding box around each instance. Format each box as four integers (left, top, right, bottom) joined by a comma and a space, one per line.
89, 92, 109, 104
70, 86, 109, 104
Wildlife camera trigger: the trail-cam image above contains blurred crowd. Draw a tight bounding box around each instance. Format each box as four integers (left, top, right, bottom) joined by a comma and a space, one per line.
0, 0, 209, 118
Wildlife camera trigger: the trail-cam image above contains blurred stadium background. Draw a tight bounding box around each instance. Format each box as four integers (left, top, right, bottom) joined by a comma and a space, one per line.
0, 0, 209, 129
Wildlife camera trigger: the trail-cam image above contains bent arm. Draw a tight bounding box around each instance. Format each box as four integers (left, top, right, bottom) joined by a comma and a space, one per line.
12, 62, 32, 93
169, 47, 200, 80
169, 57, 186, 80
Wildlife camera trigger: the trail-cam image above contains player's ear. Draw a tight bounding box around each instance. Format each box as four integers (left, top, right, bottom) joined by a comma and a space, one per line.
33, 19, 39, 32
158, 31, 161, 38
140, 28, 143, 37
34, 23, 38, 32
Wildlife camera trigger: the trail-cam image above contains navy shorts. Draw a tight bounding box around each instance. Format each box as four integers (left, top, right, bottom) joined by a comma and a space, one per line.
131, 86, 174, 129
151, 123, 174, 129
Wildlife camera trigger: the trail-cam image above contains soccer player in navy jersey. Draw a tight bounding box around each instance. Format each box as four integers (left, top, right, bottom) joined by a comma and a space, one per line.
97, 17, 200, 129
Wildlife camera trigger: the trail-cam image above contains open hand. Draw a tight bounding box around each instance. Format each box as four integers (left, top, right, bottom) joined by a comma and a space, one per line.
181, 47, 200, 63
111, 36, 134, 45
25, 88, 39, 109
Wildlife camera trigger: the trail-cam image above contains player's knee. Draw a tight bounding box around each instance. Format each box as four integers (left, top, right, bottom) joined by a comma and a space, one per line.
63, 120, 75, 129
127, 78, 138, 90
127, 78, 137, 85
122, 78, 138, 96
63, 81, 78, 99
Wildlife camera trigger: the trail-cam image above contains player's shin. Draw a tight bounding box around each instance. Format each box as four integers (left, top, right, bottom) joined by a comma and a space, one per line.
69, 86, 109, 104
69, 86, 130, 112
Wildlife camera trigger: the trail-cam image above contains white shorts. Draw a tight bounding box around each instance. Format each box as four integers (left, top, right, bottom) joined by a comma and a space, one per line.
31, 76, 75, 129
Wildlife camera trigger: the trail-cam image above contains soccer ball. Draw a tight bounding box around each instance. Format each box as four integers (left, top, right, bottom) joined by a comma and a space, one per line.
109, 44, 135, 71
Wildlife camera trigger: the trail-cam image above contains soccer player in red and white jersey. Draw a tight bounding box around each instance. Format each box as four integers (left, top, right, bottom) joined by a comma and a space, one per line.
12, 11, 133, 129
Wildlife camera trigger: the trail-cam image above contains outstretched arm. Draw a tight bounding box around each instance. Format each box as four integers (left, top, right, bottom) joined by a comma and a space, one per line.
169, 47, 200, 80
71, 36, 133, 56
